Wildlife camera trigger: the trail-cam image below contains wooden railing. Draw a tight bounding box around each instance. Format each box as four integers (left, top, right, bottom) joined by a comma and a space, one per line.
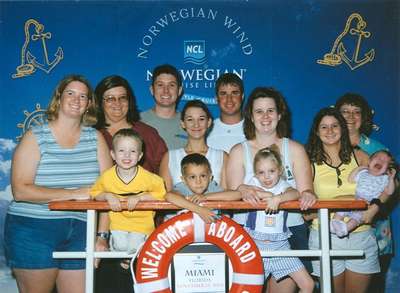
49, 199, 367, 293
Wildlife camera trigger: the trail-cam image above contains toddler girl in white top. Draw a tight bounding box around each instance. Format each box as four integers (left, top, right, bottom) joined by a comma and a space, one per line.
331, 150, 396, 237
245, 146, 314, 292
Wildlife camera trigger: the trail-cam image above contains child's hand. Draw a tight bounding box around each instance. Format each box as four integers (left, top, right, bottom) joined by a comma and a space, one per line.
265, 196, 281, 214
196, 206, 219, 224
127, 196, 141, 211
189, 194, 206, 204
105, 193, 122, 211
257, 190, 274, 200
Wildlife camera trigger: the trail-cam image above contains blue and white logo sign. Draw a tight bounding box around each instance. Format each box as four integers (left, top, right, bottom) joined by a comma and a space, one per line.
184, 40, 206, 65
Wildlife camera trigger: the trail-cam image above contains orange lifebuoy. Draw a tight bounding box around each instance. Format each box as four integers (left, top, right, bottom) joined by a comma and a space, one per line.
133, 212, 264, 293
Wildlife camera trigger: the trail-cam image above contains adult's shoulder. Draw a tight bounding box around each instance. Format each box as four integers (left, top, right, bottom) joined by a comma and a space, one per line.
286, 138, 307, 153
229, 141, 245, 154
359, 134, 388, 155
133, 121, 166, 146
140, 109, 153, 119
133, 120, 159, 134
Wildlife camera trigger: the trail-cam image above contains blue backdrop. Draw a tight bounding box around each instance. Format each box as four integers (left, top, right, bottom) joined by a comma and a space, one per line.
0, 0, 399, 290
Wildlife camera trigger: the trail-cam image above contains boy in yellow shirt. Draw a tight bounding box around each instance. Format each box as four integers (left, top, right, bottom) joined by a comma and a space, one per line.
90, 128, 166, 255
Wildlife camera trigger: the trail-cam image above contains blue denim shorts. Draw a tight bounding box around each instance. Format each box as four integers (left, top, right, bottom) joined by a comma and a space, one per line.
4, 214, 86, 270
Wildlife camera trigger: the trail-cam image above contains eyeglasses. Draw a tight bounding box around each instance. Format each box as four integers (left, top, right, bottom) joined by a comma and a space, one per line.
335, 167, 342, 187
103, 95, 129, 104
340, 109, 361, 118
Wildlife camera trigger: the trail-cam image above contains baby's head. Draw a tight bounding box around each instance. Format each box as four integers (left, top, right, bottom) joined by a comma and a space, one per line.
111, 128, 143, 170
253, 145, 283, 188
181, 153, 212, 194
368, 150, 395, 176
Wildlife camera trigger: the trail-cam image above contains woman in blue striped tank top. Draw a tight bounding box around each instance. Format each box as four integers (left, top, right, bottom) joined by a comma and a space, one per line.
4, 75, 112, 293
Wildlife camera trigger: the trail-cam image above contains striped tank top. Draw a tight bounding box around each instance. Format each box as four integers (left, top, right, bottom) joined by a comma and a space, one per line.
7, 123, 100, 221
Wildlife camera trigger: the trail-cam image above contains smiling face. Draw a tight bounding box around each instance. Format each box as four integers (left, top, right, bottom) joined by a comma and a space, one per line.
59, 81, 90, 119
251, 97, 281, 135
103, 86, 129, 124
339, 104, 362, 135
368, 152, 391, 176
317, 115, 342, 146
182, 164, 212, 194
111, 136, 143, 170
217, 83, 243, 117
181, 106, 212, 139
254, 157, 282, 189
150, 73, 182, 109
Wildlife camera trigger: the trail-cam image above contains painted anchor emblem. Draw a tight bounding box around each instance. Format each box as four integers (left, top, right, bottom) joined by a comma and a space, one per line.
12, 19, 63, 79
317, 13, 375, 70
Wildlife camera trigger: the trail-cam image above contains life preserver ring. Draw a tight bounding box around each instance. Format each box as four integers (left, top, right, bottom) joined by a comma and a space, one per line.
133, 212, 264, 293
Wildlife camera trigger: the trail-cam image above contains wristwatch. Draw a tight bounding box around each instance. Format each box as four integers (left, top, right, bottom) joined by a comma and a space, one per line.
370, 198, 382, 209
96, 231, 110, 240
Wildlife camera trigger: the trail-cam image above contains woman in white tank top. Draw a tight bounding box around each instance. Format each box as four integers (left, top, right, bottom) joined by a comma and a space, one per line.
159, 100, 228, 191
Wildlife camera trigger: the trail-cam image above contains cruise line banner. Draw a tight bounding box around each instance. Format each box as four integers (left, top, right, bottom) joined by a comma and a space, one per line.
0, 0, 399, 289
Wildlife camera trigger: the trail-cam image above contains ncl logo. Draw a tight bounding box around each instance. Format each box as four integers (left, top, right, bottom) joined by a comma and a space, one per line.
184, 40, 206, 65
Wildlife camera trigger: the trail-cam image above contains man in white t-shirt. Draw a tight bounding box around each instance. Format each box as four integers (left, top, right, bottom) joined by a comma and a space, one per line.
207, 73, 246, 153
141, 64, 187, 150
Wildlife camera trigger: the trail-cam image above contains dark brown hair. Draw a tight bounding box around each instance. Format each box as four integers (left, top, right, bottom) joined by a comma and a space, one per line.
243, 87, 291, 139
306, 107, 353, 165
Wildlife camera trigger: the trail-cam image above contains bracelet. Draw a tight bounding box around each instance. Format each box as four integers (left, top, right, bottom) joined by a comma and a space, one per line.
370, 198, 382, 209
96, 231, 110, 240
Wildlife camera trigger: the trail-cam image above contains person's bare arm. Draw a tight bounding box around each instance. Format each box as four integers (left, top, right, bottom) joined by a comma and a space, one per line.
203, 190, 242, 201
166, 192, 217, 223
159, 152, 173, 191
226, 143, 262, 205
11, 130, 90, 202
290, 141, 316, 210
219, 152, 229, 189
97, 131, 113, 172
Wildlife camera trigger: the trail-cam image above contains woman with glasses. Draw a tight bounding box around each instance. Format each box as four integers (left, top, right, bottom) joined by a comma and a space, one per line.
93, 75, 167, 293
306, 107, 379, 293
335, 93, 394, 292
5, 75, 112, 293
94, 75, 167, 174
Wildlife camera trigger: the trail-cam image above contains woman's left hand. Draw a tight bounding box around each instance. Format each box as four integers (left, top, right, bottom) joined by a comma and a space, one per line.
299, 190, 317, 210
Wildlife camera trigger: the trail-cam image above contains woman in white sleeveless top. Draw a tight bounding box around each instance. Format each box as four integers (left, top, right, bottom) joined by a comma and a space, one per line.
160, 99, 228, 191
227, 87, 316, 292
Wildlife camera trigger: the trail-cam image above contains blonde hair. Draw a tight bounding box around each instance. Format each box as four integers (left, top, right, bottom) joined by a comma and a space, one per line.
46, 75, 97, 126
253, 144, 283, 174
